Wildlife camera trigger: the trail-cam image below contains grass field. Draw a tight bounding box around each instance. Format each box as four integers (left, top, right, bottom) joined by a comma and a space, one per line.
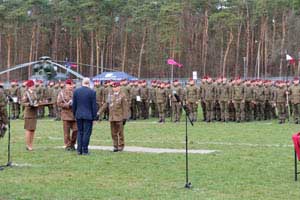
0, 114, 300, 200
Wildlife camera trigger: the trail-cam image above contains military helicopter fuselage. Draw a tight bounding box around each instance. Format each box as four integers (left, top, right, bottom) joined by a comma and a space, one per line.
30, 56, 68, 82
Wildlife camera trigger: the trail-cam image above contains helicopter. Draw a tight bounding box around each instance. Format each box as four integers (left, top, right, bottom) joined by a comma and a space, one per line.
0, 56, 84, 83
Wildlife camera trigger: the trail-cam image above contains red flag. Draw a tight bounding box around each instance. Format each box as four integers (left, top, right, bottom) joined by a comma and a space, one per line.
167, 58, 183, 68
286, 54, 296, 65
70, 63, 78, 68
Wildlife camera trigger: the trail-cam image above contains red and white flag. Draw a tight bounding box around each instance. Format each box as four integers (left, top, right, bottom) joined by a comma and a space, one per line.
286, 54, 296, 65
167, 58, 183, 68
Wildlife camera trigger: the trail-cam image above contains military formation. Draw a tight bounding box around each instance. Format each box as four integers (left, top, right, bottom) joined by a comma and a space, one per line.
1, 76, 300, 125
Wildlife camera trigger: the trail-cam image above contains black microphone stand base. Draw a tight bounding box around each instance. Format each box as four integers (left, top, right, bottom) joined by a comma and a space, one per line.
185, 182, 192, 189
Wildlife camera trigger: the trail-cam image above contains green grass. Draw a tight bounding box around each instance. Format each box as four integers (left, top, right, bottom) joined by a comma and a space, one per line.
0, 114, 299, 200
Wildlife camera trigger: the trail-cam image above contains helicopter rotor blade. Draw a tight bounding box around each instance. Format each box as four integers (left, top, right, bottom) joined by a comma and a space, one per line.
47, 61, 84, 79
53, 60, 119, 72
0, 61, 40, 76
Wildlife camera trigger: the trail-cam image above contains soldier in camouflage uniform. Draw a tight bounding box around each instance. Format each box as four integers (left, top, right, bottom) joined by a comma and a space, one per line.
156, 82, 167, 123
218, 77, 230, 122
130, 81, 141, 120
140, 80, 149, 119
204, 77, 216, 122
101, 81, 113, 120
274, 81, 288, 124
214, 78, 222, 121
232, 78, 244, 122
94, 80, 104, 120
228, 79, 236, 121
171, 80, 184, 122
164, 82, 172, 119
264, 80, 273, 120
149, 81, 158, 118
53, 82, 61, 121
289, 77, 300, 124
186, 79, 199, 122
199, 77, 207, 121
253, 80, 265, 121
242, 80, 254, 121
20, 81, 27, 119
9, 80, 21, 119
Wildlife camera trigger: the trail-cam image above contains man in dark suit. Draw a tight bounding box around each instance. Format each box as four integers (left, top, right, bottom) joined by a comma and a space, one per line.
72, 78, 97, 155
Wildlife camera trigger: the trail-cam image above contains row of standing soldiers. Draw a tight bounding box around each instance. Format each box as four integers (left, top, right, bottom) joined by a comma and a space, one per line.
4, 76, 300, 124
4, 80, 68, 120
94, 77, 300, 124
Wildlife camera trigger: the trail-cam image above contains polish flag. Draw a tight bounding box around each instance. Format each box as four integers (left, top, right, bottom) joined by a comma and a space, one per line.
167, 58, 183, 68
286, 54, 296, 65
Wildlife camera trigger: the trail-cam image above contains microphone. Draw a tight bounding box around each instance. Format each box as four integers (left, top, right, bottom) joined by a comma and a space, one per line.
174, 93, 181, 102
6, 95, 14, 103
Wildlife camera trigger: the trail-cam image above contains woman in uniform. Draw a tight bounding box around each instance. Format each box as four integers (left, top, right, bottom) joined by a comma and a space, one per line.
22, 80, 39, 151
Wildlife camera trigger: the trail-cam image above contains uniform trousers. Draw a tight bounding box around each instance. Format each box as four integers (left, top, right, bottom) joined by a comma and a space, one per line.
110, 121, 125, 150
63, 120, 77, 147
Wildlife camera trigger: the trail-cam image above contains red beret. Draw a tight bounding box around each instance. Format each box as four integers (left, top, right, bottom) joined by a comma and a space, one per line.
189, 78, 193, 81
26, 80, 35, 87
294, 77, 299, 81
65, 79, 73, 85
113, 82, 121, 87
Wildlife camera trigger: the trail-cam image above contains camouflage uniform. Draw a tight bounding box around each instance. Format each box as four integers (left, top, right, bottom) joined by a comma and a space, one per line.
149, 83, 158, 118
199, 80, 207, 121
204, 80, 215, 122
130, 84, 141, 120
289, 82, 300, 124
232, 81, 244, 122
171, 82, 184, 122
274, 84, 287, 124
140, 83, 149, 119
186, 82, 199, 122
9, 83, 21, 119
156, 84, 167, 123
253, 83, 265, 121
242, 82, 254, 121
218, 81, 230, 122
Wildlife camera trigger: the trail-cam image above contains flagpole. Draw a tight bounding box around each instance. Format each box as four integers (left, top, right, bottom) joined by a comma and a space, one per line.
171, 64, 174, 82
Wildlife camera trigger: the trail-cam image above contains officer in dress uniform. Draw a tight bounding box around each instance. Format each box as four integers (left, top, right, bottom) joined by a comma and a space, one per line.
57, 79, 77, 151
22, 80, 39, 151
108, 82, 128, 152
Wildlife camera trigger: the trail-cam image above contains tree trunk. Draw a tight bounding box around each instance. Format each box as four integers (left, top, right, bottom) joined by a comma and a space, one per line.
121, 28, 128, 72
256, 41, 261, 78
29, 24, 37, 77
7, 34, 12, 81
138, 28, 147, 78
90, 31, 94, 77
96, 39, 100, 75
35, 24, 40, 61
235, 23, 242, 77
202, 7, 209, 76
52, 20, 59, 61
279, 13, 287, 78
264, 17, 268, 78
223, 30, 233, 77
76, 35, 80, 73
245, 0, 250, 76
219, 31, 224, 76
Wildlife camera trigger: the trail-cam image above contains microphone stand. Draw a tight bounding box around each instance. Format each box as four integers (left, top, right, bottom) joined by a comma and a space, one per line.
175, 94, 193, 189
